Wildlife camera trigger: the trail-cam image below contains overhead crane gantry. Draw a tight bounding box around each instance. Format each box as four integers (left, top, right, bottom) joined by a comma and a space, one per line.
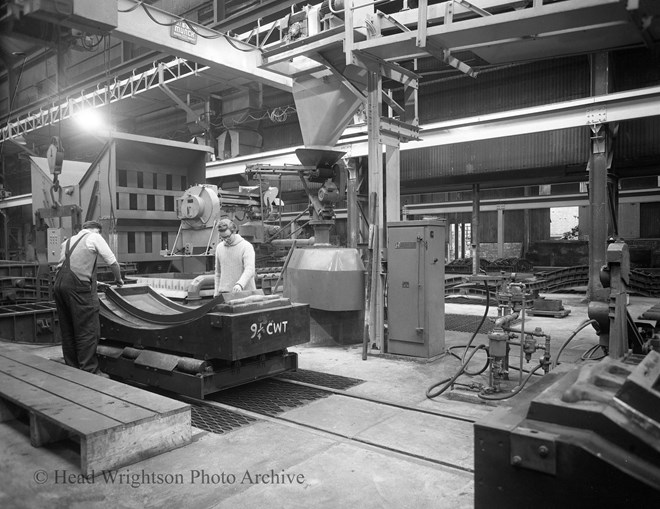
0, 0, 292, 143
0, 58, 211, 142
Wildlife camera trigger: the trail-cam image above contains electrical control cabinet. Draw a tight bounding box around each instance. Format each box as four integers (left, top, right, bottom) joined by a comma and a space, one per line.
47, 228, 63, 264
386, 220, 446, 358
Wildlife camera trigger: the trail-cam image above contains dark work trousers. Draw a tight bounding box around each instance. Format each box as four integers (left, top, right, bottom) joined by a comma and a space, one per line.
53, 235, 101, 373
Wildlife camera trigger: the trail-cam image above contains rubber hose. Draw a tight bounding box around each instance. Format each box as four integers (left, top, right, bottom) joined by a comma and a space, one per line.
459, 280, 491, 375
426, 344, 488, 399
551, 319, 599, 369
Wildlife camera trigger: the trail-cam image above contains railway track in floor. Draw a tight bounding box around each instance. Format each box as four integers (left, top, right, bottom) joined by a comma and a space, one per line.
177, 372, 477, 475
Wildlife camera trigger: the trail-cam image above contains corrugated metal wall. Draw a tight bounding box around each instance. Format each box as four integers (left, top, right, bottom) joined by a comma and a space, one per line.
615, 117, 660, 163
401, 127, 589, 181
418, 56, 591, 123
612, 48, 660, 91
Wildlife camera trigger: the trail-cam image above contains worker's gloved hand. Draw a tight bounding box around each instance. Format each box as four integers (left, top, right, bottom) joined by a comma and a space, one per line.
232, 284, 243, 293
115, 278, 124, 287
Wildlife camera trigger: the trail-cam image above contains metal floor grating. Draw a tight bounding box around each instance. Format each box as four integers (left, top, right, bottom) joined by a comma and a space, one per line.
191, 405, 259, 434
190, 370, 362, 435
276, 369, 364, 390
210, 378, 331, 417
445, 314, 495, 334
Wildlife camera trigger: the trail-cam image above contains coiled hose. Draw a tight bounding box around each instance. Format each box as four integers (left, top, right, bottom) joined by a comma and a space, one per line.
426, 344, 488, 399
426, 280, 491, 399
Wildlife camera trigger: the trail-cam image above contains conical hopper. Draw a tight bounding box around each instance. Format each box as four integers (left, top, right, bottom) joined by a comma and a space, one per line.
295, 147, 345, 168
292, 73, 363, 150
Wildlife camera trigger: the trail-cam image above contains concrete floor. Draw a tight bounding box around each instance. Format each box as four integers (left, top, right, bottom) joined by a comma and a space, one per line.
0, 292, 658, 509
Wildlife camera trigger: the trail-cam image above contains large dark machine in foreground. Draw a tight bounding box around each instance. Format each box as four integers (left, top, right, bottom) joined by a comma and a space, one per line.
474, 241, 660, 506
96, 285, 309, 398
474, 353, 660, 507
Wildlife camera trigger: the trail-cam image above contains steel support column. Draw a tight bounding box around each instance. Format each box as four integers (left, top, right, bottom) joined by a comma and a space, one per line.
588, 127, 611, 301
346, 159, 359, 249
497, 205, 504, 258
522, 186, 531, 257
472, 184, 480, 275
385, 144, 401, 224
587, 52, 612, 302
608, 169, 620, 238
367, 71, 385, 351
0, 210, 8, 260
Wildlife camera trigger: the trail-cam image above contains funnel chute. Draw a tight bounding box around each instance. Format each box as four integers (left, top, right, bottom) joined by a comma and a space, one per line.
295, 147, 345, 168
292, 73, 363, 150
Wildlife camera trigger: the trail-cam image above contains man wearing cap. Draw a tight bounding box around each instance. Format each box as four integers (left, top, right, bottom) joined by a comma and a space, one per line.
53, 220, 124, 374
214, 218, 256, 296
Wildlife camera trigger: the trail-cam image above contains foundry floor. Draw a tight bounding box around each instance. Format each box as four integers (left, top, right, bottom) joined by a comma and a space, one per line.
0, 292, 658, 509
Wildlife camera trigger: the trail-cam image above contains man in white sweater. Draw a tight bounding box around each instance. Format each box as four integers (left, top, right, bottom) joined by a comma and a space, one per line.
213, 218, 256, 296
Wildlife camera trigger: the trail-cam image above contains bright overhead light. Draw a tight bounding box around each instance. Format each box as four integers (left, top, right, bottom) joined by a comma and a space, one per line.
74, 108, 104, 130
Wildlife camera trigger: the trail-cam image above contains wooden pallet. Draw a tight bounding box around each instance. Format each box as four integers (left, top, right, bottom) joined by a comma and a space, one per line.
0, 348, 191, 476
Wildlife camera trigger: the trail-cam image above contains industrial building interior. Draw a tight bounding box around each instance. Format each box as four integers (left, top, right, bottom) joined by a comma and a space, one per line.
1, 0, 660, 507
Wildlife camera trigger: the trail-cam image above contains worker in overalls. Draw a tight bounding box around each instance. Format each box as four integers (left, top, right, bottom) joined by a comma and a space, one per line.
53, 220, 123, 374
213, 218, 256, 296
